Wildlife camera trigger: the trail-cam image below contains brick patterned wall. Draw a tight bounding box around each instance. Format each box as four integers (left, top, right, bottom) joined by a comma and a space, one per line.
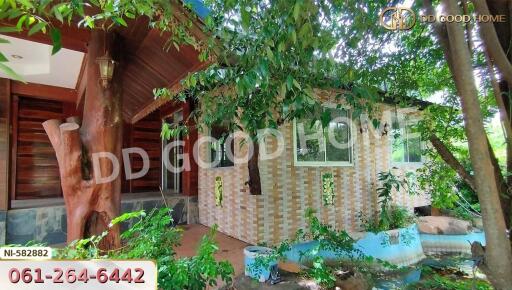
198, 136, 261, 244
198, 104, 430, 245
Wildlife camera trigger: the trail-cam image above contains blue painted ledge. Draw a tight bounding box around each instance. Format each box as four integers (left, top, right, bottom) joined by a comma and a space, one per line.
284, 225, 487, 267
285, 224, 425, 267
420, 230, 486, 255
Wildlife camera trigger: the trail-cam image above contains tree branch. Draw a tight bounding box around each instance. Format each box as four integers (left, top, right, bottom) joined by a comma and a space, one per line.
423, 0, 455, 72
59, 122, 83, 188
462, 0, 474, 52
429, 134, 476, 191
42, 119, 62, 153
485, 55, 512, 145
473, 0, 512, 84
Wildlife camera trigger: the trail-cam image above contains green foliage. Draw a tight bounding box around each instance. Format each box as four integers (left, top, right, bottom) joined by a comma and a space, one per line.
56, 208, 234, 290
359, 205, 416, 233
161, 122, 189, 141
156, 0, 432, 138
295, 209, 357, 288
308, 256, 337, 288
406, 265, 493, 290
259, 208, 357, 287
301, 208, 357, 258
56, 232, 109, 259
360, 170, 416, 232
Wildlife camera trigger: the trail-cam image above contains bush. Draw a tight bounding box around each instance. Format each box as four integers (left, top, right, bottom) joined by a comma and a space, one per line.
358, 170, 417, 233
359, 205, 416, 233
56, 208, 234, 290
406, 265, 493, 290
260, 209, 362, 288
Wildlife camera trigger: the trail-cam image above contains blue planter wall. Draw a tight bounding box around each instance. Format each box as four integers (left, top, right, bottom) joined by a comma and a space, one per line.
286, 224, 425, 267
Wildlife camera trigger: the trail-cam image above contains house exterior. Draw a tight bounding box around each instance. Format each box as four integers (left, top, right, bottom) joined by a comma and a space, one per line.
0, 4, 429, 246
0, 2, 209, 244
197, 92, 430, 245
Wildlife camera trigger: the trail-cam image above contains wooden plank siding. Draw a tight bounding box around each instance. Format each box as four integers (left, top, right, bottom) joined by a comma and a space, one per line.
8, 95, 197, 201
13, 97, 67, 199
127, 111, 162, 193
0, 79, 10, 210
12, 97, 165, 199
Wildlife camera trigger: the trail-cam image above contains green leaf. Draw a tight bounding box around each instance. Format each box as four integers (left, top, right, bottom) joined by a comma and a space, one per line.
28, 22, 45, 36
54, 7, 63, 23
293, 79, 301, 90
112, 16, 127, 27
50, 28, 62, 55
110, 210, 146, 226
16, 15, 27, 30
293, 1, 302, 21
0, 37, 10, 44
0, 62, 24, 82
265, 46, 274, 62
0, 52, 7, 62
279, 83, 287, 99
241, 8, 250, 30
17, 0, 33, 8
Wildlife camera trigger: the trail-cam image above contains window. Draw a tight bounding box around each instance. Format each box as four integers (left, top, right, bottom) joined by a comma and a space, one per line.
294, 107, 352, 166
210, 126, 234, 168
391, 114, 422, 163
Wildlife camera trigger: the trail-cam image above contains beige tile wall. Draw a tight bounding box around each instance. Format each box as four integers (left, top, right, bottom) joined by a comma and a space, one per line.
198, 104, 430, 245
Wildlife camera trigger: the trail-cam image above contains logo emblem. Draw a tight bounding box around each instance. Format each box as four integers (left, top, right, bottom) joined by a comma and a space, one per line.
380, 7, 416, 30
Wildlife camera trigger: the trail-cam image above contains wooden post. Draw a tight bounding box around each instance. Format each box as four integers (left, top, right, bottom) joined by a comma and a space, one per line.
9, 96, 18, 203
0, 78, 10, 211
43, 30, 123, 250
182, 100, 198, 196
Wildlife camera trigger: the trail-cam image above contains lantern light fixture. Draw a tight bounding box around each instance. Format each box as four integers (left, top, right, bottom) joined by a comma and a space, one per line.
96, 52, 116, 88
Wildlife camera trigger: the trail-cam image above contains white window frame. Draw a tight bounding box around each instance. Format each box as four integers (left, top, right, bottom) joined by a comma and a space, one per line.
208, 126, 235, 169
389, 113, 423, 166
293, 105, 354, 167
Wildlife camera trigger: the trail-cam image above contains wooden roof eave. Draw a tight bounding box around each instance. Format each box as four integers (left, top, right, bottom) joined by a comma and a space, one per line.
130, 57, 214, 124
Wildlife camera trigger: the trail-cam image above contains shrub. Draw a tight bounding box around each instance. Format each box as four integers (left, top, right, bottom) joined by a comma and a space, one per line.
359, 205, 416, 233
358, 170, 417, 233
259, 209, 360, 288
406, 265, 493, 290
56, 208, 234, 290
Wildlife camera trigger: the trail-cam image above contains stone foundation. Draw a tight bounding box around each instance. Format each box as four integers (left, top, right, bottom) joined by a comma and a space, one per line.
0, 211, 6, 245
2, 194, 198, 246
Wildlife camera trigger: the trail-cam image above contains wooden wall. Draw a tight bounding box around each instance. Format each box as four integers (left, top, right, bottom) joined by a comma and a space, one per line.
125, 111, 162, 193
13, 96, 68, 200
8, 94, 197, 202
0, 79, 10, 209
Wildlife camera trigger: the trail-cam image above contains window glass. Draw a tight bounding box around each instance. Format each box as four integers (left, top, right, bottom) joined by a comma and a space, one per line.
391, 115, 422, 163
210, 126, 234, 168
325, 108, 351, 162
391, 117, 406, 163
296, 120, 324, 162
295, 106, 352, 165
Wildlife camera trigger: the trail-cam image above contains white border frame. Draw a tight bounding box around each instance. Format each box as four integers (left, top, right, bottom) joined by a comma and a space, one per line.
207, 126, 235, 170
161, 109, 184, 193
292, 105, 354, 167
389, 112, 424, 167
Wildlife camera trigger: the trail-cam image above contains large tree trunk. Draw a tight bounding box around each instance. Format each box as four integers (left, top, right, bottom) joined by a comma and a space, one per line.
440, 1, 512, 288
43, 30, 123, 250
247, 139, 262, 195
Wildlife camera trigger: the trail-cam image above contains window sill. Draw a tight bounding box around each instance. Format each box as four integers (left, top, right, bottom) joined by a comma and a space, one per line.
208, 166, 236, 170
391, 162, 424, 168
293, 161, 354, 167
